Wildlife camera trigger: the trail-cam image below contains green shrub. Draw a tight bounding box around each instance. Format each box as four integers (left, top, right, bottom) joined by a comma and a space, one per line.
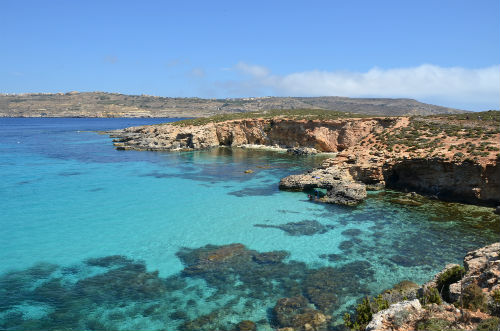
420, 287, 442, 305
343, 295, 389, 330
416, 318, 452, 331
462, 283, 487, 312
436, 265, 465, 301
476, 317, 500, 331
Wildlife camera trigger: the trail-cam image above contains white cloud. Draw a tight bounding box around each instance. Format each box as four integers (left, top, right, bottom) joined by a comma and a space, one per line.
225, 62, 500, 110
235, 61, 270, 78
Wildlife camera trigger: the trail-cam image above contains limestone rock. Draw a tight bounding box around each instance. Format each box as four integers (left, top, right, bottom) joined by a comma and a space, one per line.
323, 181, 367, 206
278, 166, 350, 191
365, 299, 422, 331
449, 242, 500, 302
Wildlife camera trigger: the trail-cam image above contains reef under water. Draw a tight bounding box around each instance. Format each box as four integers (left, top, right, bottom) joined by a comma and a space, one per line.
1, 118, 499, 330
0, 244, 376, 331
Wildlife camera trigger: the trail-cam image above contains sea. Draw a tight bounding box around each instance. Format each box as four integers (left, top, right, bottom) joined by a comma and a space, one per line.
0, 118, 498, 330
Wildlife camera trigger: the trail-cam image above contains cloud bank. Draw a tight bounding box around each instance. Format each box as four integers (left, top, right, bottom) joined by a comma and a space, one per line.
228, 63, 500, 110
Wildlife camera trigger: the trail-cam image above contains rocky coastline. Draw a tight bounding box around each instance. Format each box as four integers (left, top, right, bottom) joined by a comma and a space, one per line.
107, 114, 500, 208
352, 242, 500, 331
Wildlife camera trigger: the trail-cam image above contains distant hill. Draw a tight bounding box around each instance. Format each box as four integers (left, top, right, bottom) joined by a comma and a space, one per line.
0, 92, 467, 118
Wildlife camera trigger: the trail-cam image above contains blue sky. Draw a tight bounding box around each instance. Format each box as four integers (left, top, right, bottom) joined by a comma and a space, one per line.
1, 0, 499, 110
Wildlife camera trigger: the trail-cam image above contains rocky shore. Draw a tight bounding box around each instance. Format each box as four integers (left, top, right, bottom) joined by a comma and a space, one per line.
354, 242, 500, 331
107, 113, 500, 207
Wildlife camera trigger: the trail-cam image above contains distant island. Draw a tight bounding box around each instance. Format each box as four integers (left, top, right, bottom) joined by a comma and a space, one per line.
0, 91, 467, 118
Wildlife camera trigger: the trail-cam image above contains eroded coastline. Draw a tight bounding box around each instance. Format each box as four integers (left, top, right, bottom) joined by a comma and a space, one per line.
107, 114, 500, 207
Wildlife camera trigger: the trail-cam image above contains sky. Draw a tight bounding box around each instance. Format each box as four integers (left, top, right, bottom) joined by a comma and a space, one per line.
1, 0, 499, 110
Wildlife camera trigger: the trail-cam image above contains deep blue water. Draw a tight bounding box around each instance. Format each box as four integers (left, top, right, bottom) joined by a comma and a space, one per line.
0, 118, 498, 330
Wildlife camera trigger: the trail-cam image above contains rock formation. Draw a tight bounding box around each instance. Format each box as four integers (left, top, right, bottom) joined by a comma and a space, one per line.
358, 242, 500, 331
448, 242, 500, 303
107, 113, 500, 207
108, 117, 394, 152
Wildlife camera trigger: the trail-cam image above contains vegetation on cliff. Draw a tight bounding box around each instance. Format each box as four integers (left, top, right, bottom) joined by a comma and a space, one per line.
170, 108, 369, 126
362, 110, 500, 163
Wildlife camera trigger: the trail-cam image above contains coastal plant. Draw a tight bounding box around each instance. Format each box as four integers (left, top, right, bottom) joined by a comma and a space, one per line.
343, 295, 389, 330
436, 265, 465, 301
462, 283, 487, 312
476, 317, 500, 331
419, 287, 442, 305
415, 317, 452, 331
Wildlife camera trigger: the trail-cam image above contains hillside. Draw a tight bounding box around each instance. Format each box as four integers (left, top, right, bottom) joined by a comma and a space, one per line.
0, 92, 466, 118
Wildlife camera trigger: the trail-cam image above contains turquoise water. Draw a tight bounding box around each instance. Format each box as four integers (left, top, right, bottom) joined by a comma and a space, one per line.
0, 118, 498, 330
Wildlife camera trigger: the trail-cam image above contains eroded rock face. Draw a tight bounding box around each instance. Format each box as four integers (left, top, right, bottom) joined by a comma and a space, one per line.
108, 118, 387, 152
449, 242, 500, 302
109, 115, 500, 206
279, 165, 367, 205
384, 159, 500, 206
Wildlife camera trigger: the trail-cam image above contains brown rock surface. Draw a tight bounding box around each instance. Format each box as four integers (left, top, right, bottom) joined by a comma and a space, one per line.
108, 113, 500, 206
449, 242, 500, 302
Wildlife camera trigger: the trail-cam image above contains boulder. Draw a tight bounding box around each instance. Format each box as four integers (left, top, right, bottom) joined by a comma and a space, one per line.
279, 166, 350, 191
365, 299, 422, 331
323, 181, 367, 206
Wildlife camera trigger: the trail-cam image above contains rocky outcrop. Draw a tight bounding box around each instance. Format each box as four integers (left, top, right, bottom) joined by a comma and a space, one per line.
365, 299, 422, 331
278, 166, 351, 191
448, 242, 500, 303
322, 181, 367, 206
278, 165, 367, 205
360, 243, 500, 331
108, 118, 393, 152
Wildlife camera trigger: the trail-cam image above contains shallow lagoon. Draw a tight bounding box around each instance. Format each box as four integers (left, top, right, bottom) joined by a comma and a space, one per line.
0, 118, 498, 330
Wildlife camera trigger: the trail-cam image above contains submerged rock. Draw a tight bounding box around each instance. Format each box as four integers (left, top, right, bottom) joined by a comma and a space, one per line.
84, 255, 134, 268
254, 220, 333, 236
252, 251, 290, 264
273, 295, 330, 330
235, 320, 257, 331
75, 262, 167, 302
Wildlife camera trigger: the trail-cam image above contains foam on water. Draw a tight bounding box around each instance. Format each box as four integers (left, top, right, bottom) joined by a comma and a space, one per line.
0, 118, 498, 330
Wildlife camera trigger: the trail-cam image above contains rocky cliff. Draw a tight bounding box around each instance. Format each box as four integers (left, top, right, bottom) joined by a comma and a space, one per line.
108, 117, 396, 152
108, 113, 500, 207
